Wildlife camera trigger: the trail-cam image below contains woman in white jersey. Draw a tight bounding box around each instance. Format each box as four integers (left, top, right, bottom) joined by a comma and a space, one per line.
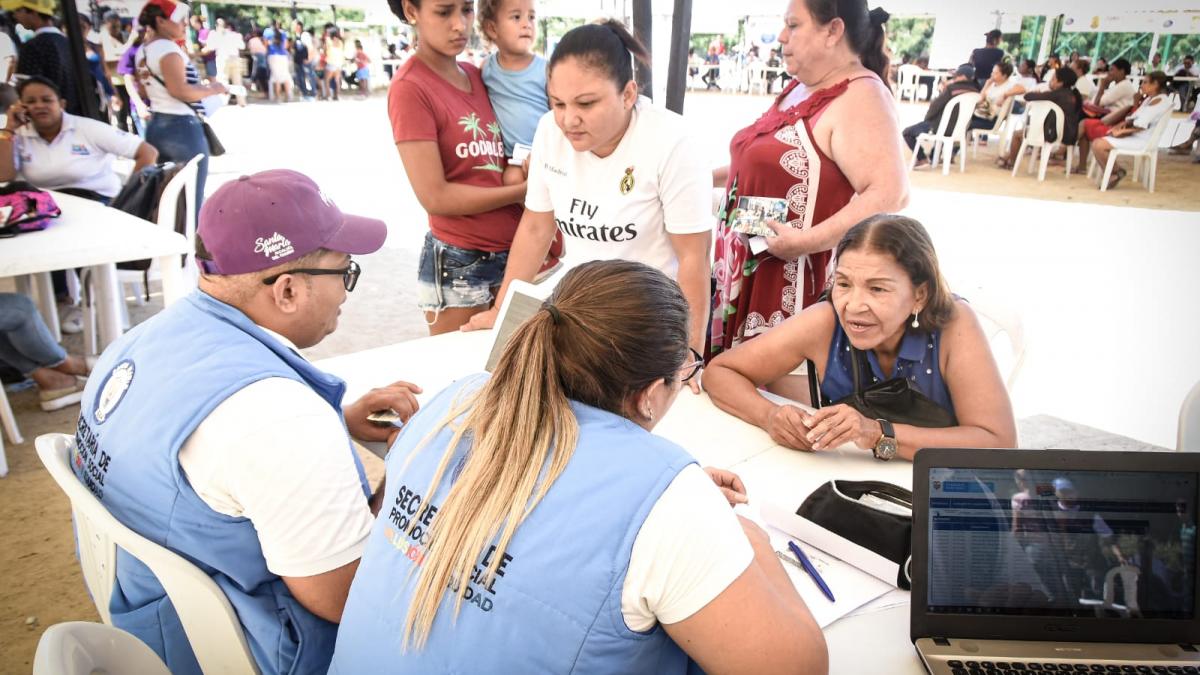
463, 21, 713, 385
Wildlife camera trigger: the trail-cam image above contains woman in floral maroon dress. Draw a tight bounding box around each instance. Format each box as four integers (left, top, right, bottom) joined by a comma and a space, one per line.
710, 0, 909, 358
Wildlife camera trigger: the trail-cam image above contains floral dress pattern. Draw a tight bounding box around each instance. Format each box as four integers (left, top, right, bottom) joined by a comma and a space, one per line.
709, 77, 870, 358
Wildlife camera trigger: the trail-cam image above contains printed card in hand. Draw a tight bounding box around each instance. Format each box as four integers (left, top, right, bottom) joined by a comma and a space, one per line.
730, 196, 787, 238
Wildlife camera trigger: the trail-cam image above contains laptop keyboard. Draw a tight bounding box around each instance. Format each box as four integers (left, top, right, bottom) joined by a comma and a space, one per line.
947, 661, 1200, 674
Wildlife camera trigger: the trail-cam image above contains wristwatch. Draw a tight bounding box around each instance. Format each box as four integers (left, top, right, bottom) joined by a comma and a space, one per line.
873, 419, 897, 461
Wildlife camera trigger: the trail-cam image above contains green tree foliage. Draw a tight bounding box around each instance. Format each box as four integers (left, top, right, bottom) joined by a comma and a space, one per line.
887, 16, 935, 62
536, 16, 585, 54
195, 3, 363, 33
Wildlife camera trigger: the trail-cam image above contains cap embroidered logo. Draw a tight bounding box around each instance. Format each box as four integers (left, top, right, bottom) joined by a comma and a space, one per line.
254, 232, 295, 261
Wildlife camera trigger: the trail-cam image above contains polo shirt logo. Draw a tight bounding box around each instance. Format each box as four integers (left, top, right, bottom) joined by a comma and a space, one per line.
254, 232, 295, 261
70, 144, 91, 156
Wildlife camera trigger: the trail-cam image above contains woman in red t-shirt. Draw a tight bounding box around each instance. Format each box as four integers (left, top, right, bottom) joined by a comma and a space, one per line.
387, 0, 526, 334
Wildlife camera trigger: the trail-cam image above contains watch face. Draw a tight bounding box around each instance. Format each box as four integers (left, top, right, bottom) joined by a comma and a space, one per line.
875, 437, 898, 461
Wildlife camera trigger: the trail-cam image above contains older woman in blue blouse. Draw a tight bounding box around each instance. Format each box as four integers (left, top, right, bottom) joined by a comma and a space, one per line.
705, 214, 1016, 461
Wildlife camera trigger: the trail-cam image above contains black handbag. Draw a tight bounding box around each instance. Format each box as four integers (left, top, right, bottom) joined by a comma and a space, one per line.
200, 120, 226, 156
807, 343, 958, 429
797, 479, 914, 589
144, 57, 226, 157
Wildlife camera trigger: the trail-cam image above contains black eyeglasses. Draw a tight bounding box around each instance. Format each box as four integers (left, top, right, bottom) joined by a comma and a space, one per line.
679, 347, 704, 384
261, 259, 361, 292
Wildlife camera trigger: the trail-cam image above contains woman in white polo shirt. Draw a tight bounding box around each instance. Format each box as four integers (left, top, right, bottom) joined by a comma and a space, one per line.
0, 76, 157, 203
464, 21, 713, 375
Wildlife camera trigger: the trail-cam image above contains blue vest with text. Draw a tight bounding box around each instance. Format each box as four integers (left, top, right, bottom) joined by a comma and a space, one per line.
330, 375, 698, 674
72, 291, 369, 675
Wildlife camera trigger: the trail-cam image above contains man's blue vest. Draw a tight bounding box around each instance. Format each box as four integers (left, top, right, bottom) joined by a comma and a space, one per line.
330, 375, 699, 674
72, 291, 369, 675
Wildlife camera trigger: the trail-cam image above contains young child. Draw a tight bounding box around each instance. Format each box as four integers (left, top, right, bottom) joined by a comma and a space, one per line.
353, 39, 370, 98
479, 0, 546, 186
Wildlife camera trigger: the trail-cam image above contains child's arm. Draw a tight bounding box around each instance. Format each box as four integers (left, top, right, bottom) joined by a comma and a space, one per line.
396, 141, 525, 216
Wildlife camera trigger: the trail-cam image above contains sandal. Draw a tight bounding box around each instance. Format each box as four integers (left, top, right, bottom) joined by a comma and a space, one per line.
38, 376, 87, 412
1106, 167, 1127, 190
995, 158, 1012, 170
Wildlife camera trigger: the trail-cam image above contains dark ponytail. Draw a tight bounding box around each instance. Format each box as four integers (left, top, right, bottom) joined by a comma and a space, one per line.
805, 0, 891, 83
1053, 66, 1082, 113
548, 19, 650, 91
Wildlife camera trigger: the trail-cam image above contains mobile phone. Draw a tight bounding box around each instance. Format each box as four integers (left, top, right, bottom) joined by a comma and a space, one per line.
510, 143, 532, 164
366, 409, 403, 427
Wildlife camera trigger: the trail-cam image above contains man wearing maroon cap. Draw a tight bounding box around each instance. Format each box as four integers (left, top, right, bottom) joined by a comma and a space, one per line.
73, 169, 421, 675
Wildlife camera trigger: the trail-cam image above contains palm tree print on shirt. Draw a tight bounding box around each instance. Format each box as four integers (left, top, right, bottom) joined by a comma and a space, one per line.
457, 112, 504, 173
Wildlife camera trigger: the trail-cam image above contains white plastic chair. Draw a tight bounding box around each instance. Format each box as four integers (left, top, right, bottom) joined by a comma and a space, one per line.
117, 155, 204, 304
1179, 380, 1200, 452
1079, 565, 1140, 618
0, 385, 21, 477
36, 433, 260, 674
896, 64, 922, 102
969, 96, 1015, 158
911, 92, 981, 175
33, 622, 170, 675
964, 290, 1027, 393
1011, 100, 1070, 182
746, 61, 767, 95
1089, 97, 1177, 193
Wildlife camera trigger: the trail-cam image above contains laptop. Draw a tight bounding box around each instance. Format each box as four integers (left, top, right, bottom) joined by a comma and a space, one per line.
912, 448, 1200, 674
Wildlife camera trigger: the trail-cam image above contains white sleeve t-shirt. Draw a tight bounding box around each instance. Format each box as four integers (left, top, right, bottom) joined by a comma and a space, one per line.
141, 40, 198, 116
14, 113, 142, 198
525, 97, 713, 279
620, 464, 754, 631
1098, 78, 1137, 110
177, 331, 374, 578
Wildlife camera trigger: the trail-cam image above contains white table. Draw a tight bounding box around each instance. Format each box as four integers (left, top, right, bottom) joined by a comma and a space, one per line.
318, 330, 1167, 675
0, 191, 189, 350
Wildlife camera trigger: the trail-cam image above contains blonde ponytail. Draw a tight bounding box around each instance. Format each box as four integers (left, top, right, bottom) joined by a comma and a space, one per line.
397, 260, 690, 650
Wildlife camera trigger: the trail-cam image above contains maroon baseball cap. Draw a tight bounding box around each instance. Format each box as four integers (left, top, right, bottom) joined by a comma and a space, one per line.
196, 169, 387, 275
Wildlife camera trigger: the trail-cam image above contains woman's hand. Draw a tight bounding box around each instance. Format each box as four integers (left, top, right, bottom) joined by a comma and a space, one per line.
802, 404, 880, 451
762, 219, 808, 260
208, 81, 228, 96
5, 102, 27, 131
704, 467, 748, 506
765, 404, 814, 451
460, 307, 498, 332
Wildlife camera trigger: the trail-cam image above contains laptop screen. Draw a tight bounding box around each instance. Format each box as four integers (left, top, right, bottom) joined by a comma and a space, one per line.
926, 467, 1197, 620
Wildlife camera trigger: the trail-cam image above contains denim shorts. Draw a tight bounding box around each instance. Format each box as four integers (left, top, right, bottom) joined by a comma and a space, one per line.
417, 232, 508, 312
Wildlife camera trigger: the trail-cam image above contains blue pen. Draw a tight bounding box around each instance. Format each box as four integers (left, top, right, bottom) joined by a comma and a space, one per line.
787, 540, 836, 602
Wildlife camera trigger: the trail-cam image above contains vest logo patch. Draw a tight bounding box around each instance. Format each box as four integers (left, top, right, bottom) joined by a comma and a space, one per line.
94, 360, 135, 425
254, 232, 295, 261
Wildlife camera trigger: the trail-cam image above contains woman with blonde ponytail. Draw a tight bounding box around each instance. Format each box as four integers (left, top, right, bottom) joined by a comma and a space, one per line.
331, 260, 827, 674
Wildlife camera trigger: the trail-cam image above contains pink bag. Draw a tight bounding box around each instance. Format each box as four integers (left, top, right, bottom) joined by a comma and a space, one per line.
0, 182, 61, 237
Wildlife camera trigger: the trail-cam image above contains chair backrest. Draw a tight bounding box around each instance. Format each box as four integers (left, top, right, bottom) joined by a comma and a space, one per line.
898, 64, 921, 88
1023, 100, 1065, 147
34, 622, 170, 675
1101, 565, 1140, 615
963, 289, 1027, 393
986, 95, 1015, 133
1141, 96, 1179, 150
157, 154, 204, 286
935, 92, 982, 139
35, 433, 260, 674
1179, 380, 1200, 452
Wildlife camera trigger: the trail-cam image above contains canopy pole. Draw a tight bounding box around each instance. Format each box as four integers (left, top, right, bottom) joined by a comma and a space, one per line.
664, 0, 691, 114
62, 0, 102, 120
632, 0, 651, 98
1036, 14, 1057, 64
